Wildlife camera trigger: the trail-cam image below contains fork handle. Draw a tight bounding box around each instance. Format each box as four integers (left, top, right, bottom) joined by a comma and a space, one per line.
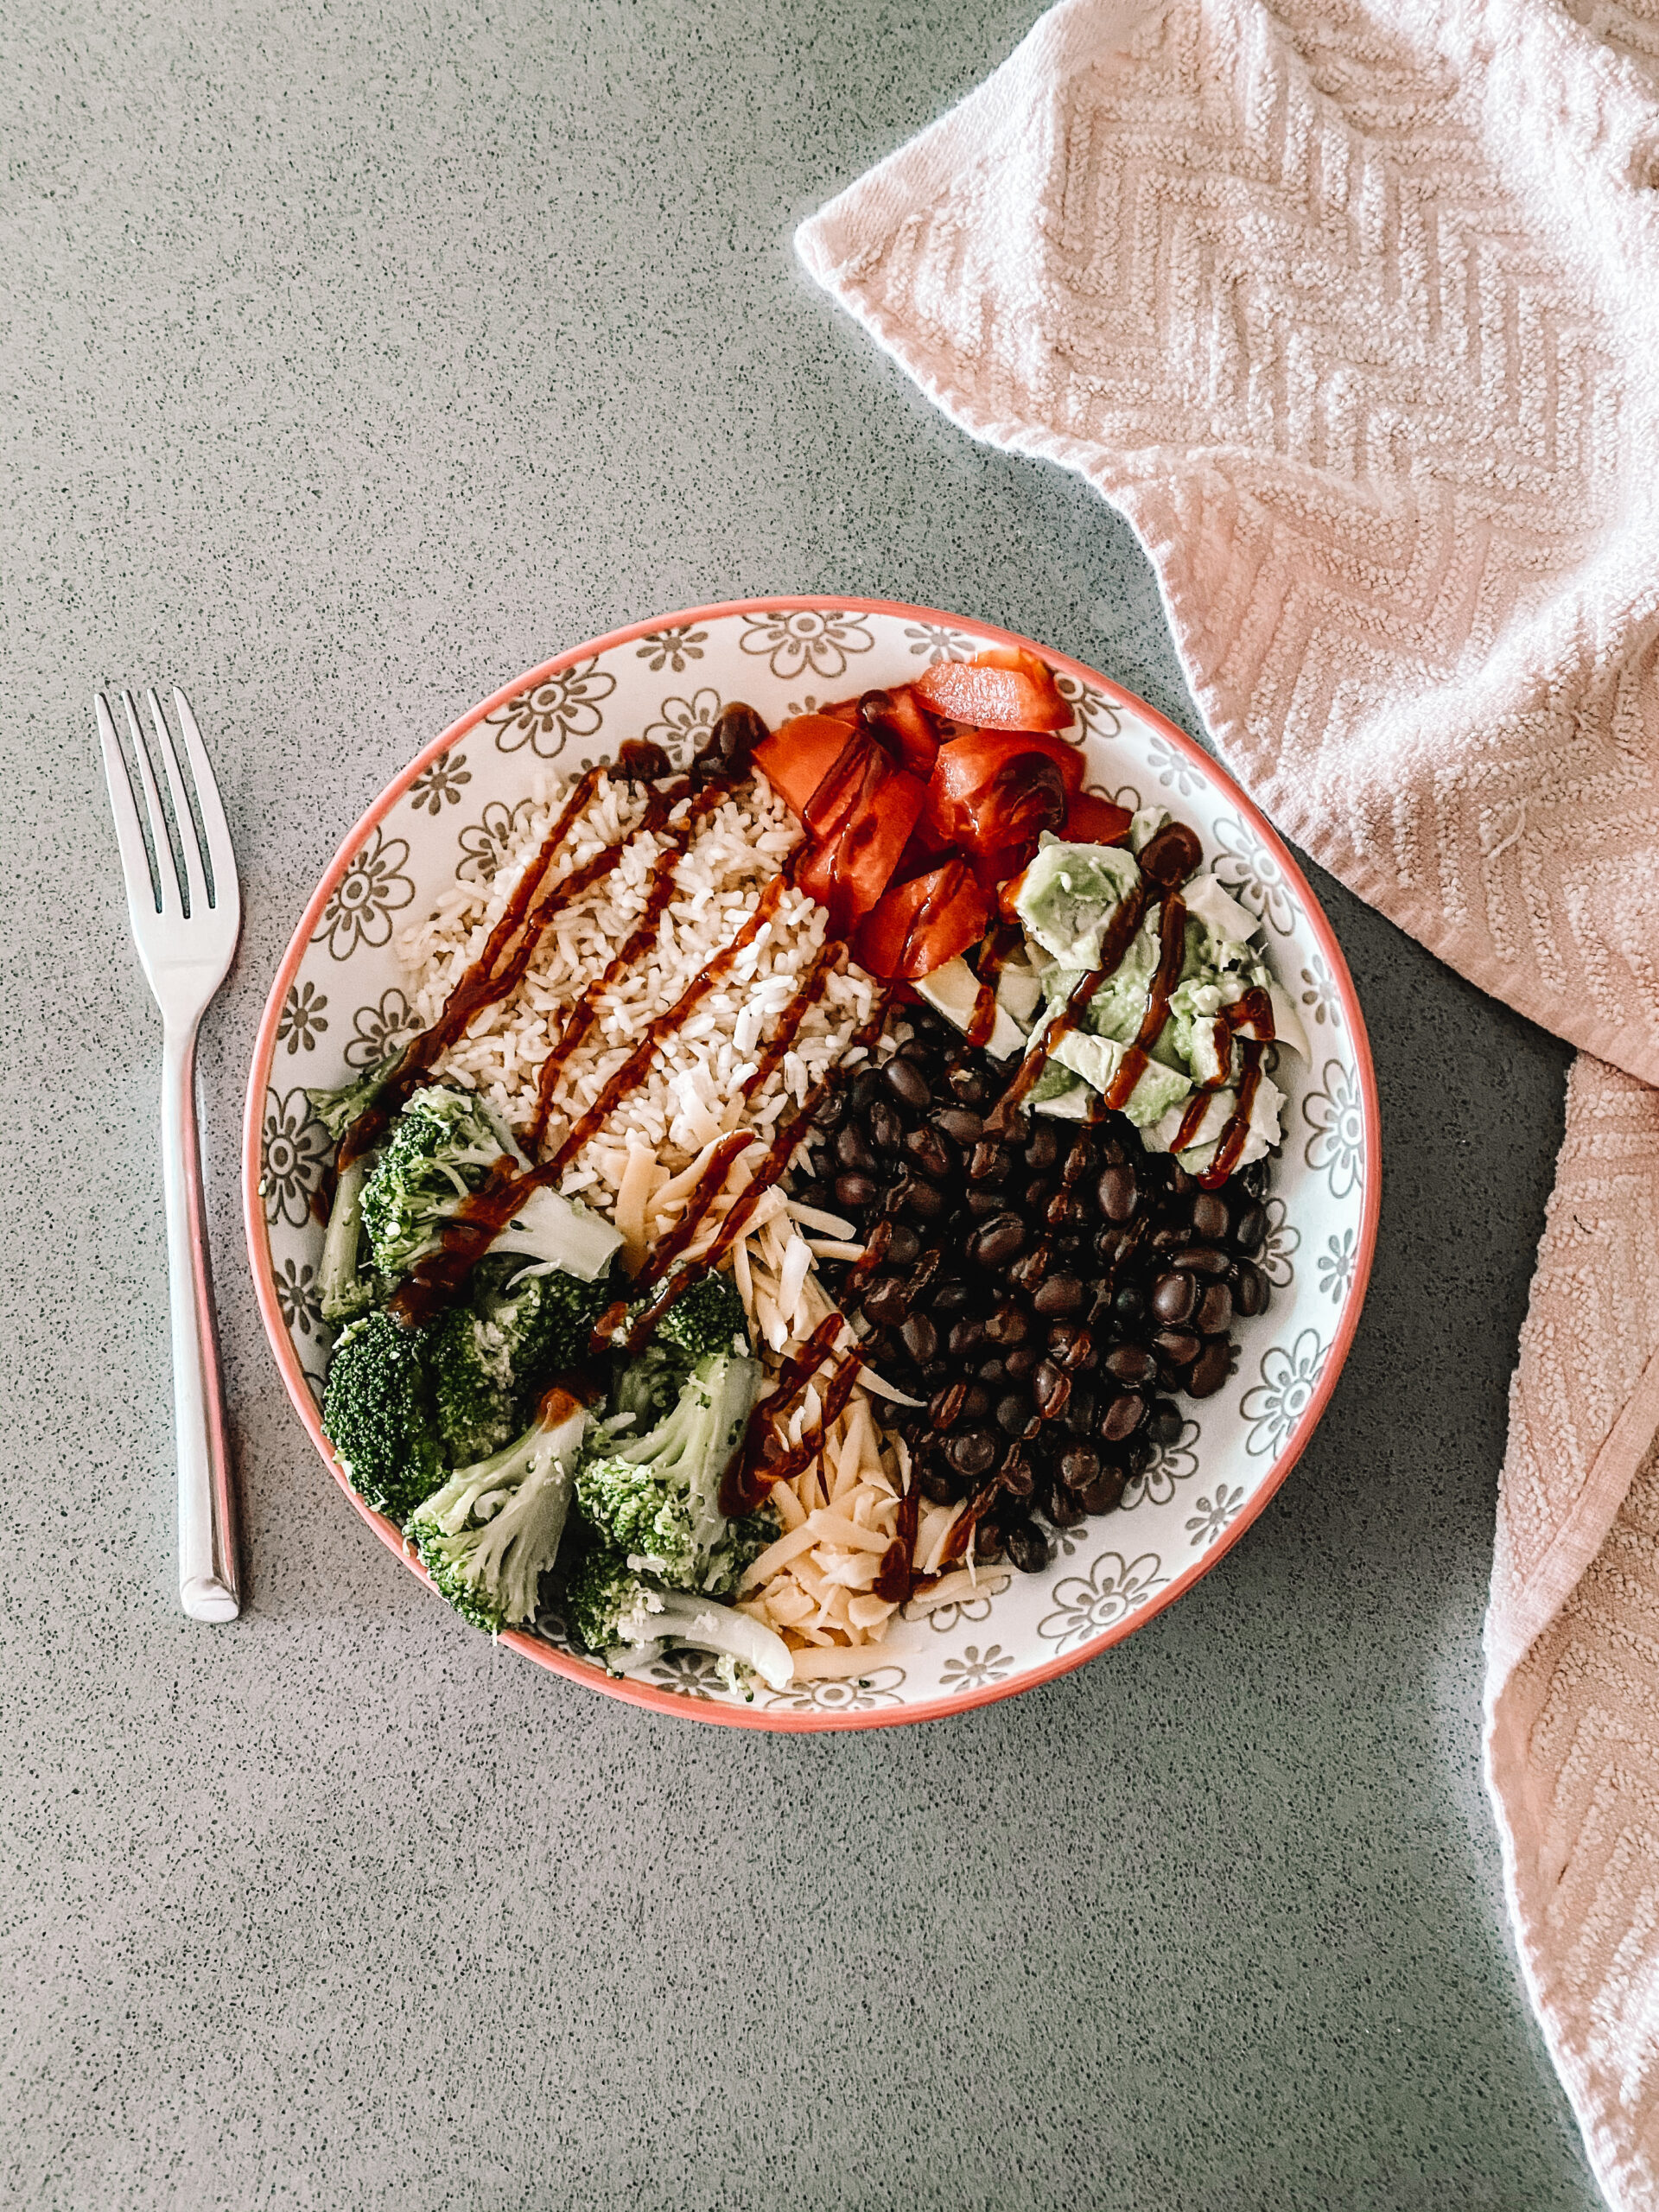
161, 1020, 241, 1622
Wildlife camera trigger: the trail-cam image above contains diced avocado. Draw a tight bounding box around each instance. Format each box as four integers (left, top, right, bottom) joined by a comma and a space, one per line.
917, 956, 1027, 1059
1183, 870, 1259, 948
1028, 1058, 1083, 1106
1014, 841, 1141, 969
1144, 1065, 1286, 1172
1050, 1030, 1192, 1128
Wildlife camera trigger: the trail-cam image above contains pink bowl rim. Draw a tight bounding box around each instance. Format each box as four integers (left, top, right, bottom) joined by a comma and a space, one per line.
244, 592, 1382, 1733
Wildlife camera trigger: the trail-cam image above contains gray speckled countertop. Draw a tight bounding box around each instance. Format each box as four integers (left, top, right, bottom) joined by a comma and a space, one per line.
0, 4, 1599, 2208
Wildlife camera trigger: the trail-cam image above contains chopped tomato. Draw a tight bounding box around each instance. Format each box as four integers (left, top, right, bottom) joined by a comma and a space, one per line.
1063, 791, 1135, 847
912, 648, 1071, 733
752, 713, 860, 821
851, 858, 989, 982
917, 730, 1082, 886
793, 760, 928, 935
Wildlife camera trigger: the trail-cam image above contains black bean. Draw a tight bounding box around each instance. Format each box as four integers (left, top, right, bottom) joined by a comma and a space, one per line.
791, 1177, 834, 1213
947, 1317, 987, 1359
1045, 1480, 1086, 1529
948, 1427, 1001, 1478
835, 1122, 875, 1174
965, 1188, 1007, 1217
850, 1068, 884, 1112
904, 1125, 956, 1181
884, 1058, 931, 1109
901, 1313, 940, 1364
1190, 1191, 1230, 1240
1146, 1398, 1185, 1447
936, 1108, 984, 1147
1166, 1163, 1193, 1197
976, 1355, 1008, 1388
896, 1034, 934, 1063
1112, 1281, 1148, 1327
1188, 1338, 1233, 1397
1103, 1343, 1158, 1386
1151, 1272, 1198, 1325
868, 1098, 903, 1154
961, 1384, 993, 1424
1061, 1135, 1098, 1188
835, 1171, 878, 1210
996, 1393, 1033, 1438
900, 1177, 948, 1222
884, 1224, 921, 1267
1046, 1320, 1094, 1367
1121, 1434, 1154, 1478
931, 1280, 972, 1316
1005, 1344, 1041, 1382
1059, 1445, 1101, 1491
1076, 1461, 1128, 1516
1046, 1192, 1090, 1230
983, 1302, 1030, 1347
1231, 1200, 1267, 1254
1100, 1390, 1146, 1442
916, 1460, 959, 1505
1150, 1224, 1190, 1252
1032, 1360, 1071, 1416
1033, 1271, 1085, 1317
1008, 1247, 1052, 1295
1153, 1328, 1201, 1367
1233, 1262, 1268, 1317
947, 1065, 991, 1108
928, 1382, 968, 1432
968, 1140, 1010, 1185
1024, 1124, 1060, 1172
1005, 1520, 1050, 1574
1061, 1384, 1097, 1435
1196, 1282, 1233, 1336
1173, 1245, 1230, 1276
967, 1212, 1026, 1268
1096, 1164, 1137, 1221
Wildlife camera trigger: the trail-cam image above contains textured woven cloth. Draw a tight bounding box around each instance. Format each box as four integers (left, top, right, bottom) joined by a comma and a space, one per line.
797, 0, 1659, 2198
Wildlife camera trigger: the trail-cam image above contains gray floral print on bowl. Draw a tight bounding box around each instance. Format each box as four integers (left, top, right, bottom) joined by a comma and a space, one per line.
1258, 1197, 1300, 1289
1054, 671, 1123, 742
1241, 1329, 1330, 1459
768, 1665, 906, 1714
1303, 1059, 1364, 1199
485, 659, 615, 759
457, 796, 540, 886
906, 1576, 1010, 1634
1144, 733, 1206, 797
273, 1257, 322, 1339
1186, 1484, 1246, 1548
261, 1088, 332, 1227
1211, 816, 1298, 937
1318, 1229, 1358, 1305
1121, 1417, 1201, 1510
902, 620, 970, 664
408, 748, 471, 817
643, 688, 724, 755
1038, 1551, 1166, 1654
345, 987, 416, 1071
313, 827, 415, 959
644, 1649, 725, 1700
739, 608, 873, 681
1297, 952, 1343, 1033
939, 1644, 1015, 1694
276, 980, 328, 1056
635, 625, 708, 674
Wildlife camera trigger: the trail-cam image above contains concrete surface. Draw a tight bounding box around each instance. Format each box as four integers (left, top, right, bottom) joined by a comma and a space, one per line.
0, 3, 1598, 2207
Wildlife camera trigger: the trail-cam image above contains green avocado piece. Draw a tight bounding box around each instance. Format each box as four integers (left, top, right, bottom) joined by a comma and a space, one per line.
1015, 841, 1141, 969
1050, 1030, 1192, 1128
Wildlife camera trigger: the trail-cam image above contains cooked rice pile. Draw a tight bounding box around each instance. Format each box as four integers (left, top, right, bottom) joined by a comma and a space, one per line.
395, 759, 1007, 1682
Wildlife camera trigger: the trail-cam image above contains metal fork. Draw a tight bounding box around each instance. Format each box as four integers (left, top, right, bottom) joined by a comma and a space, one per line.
97, 687, 242, 1623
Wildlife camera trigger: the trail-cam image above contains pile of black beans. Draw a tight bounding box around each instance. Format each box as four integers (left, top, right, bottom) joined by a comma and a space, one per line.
791, 1004, 1273, 1575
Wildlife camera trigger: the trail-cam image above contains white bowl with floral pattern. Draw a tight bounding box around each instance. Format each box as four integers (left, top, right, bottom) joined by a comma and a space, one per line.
245, 596, 1379, 1730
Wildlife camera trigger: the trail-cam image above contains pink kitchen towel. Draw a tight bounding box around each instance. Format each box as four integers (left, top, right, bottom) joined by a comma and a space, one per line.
796, 0, 1659, 2199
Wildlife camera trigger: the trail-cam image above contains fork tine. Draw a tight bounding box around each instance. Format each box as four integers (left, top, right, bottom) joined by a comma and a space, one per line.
96, 692, 161, 920
120, 689, 183, 914
168, 687, 237, 913
145, 689, 207, 917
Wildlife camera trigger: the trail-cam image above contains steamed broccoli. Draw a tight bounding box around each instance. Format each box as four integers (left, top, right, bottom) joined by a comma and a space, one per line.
610, 1269, 748, 1425
306, 1049, 404, 1143
406, 1384, 592, 1634
429, 1256, 613, 1464
564, 1548, 793, 1693
321, 1309, 446, 1522
317, 1156, 375, 1322
359, 1084, 620, 1290
575, 1350, 760, 1592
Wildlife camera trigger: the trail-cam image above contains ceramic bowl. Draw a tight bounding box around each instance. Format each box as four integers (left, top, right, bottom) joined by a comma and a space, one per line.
245, 595, 1379, 1730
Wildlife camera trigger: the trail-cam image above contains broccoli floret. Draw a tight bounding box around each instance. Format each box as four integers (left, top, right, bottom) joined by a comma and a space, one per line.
575, 1351, 760, 1592
321, 1310, 445, 1522
610, 1269, 749, 1425
428, 1258, 612, 1464
707, 1502, 784, 1599
317, 1156, 375, 1322
564, 1548, 793, 1693
406, 1384, 592, 1634
359, 1084, 620, 1290
306, 1050, 404, 1144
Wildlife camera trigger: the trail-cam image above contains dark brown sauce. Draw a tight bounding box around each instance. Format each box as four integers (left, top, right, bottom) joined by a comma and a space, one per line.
1198, 1041, 1265, 1190
1102, 893, 1186, 1112
896, 856, 970, 982
1170, 988, 1276, 1166
720, 1319, 853, 1516
873, 1487, 919, 1605
966, 918, 1022, 1051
